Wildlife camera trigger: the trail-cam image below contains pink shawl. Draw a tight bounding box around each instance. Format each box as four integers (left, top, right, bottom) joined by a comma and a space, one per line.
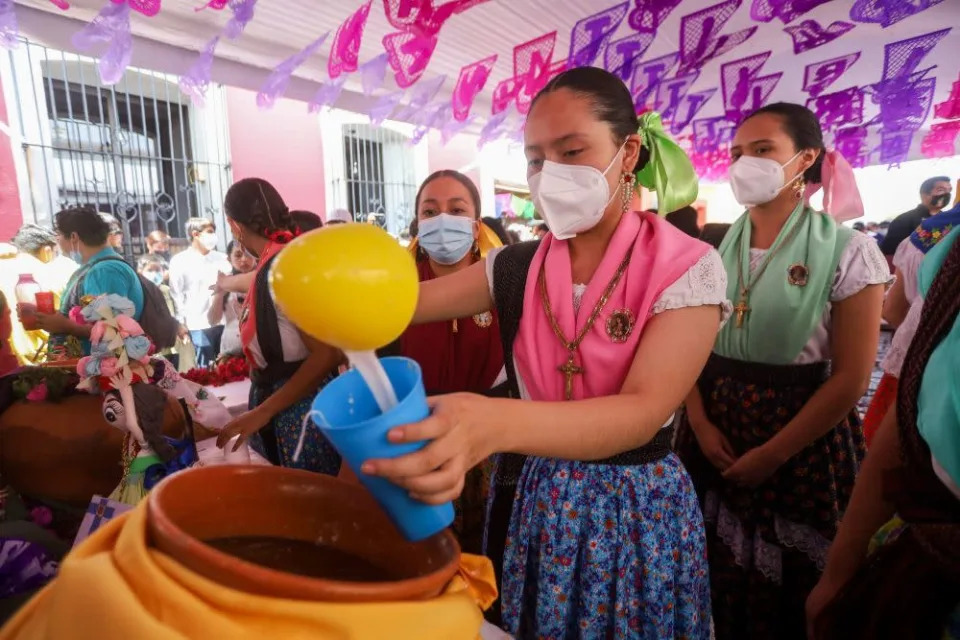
514, 211, 710, 402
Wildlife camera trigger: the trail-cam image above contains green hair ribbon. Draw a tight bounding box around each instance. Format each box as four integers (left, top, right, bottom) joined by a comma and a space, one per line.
634, 111, 699, 215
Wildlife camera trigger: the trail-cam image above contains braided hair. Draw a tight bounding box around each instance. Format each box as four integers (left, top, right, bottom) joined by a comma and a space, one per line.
223, 178, 299, 244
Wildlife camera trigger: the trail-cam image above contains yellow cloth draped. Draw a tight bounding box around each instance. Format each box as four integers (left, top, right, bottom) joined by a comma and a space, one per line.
408, 221, 503, 259
1, 503, 497, 640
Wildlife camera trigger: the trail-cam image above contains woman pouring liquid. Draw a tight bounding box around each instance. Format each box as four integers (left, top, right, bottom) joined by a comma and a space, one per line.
361, 67, 728, 639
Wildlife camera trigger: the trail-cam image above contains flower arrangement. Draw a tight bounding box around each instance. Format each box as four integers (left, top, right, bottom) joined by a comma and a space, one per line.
181, 354, 248, 387
11, 368, 79, 403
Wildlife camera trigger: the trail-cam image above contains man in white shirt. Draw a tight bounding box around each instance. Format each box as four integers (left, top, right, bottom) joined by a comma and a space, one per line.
169, 217, 230, 367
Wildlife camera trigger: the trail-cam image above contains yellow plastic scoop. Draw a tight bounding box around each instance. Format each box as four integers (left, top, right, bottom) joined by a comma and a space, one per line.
269, 224, 419, 411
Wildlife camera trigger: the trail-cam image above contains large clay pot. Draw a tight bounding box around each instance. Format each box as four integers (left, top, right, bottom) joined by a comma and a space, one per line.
0, 393, 187, 506
146, 465, 461, 602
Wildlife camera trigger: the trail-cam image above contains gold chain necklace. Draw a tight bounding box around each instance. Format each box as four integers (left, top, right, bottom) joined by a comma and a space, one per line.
733, 208, 808, 328
538, 255, 631, 400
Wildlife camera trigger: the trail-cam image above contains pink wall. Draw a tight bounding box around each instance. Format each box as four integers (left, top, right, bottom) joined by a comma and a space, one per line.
426, 131, 481, 197
0, 77, 23, 241
225, 87, 326, 217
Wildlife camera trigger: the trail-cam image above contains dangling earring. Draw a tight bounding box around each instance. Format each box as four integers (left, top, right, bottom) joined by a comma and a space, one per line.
793, 177, 806, 200
620, 173, 635, 213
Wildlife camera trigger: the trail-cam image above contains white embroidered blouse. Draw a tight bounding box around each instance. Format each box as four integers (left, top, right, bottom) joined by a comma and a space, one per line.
881, 239, 926, 377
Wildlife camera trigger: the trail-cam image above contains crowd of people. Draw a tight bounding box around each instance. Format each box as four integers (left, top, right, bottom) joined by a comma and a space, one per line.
0, 209, 260, 373
1, 65, 958, 639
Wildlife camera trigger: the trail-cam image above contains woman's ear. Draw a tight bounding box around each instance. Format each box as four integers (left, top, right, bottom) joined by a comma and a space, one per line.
800, 148, 820, 177
621, 133, 642, 176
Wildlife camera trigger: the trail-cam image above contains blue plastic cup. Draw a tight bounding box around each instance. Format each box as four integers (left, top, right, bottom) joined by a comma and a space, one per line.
310, 356, 454, 541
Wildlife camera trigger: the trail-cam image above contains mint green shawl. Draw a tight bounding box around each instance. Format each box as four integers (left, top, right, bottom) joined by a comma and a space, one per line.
916, 228, 960, 489
715, 203, 852, 364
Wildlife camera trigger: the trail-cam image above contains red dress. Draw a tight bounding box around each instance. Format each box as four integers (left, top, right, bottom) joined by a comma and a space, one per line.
399, 260, 504, 395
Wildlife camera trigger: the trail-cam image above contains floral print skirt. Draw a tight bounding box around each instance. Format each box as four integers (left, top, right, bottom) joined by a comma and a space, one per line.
675, 354, 865, 640
500, 451, 711, 639
249, 376, 341, 475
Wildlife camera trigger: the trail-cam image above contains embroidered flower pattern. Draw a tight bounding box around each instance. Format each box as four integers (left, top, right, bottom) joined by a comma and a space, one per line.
912, 223, 954, 252
500, 455, 710, 637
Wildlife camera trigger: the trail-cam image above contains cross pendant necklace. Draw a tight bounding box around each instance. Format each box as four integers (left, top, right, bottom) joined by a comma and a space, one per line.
734, 289, 750, 328
733, 207, 808, 330
537, 255, 632, 401
558, 353, 584, 401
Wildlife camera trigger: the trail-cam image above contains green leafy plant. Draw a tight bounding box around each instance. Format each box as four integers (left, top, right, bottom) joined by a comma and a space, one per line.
12, 368, 79, 403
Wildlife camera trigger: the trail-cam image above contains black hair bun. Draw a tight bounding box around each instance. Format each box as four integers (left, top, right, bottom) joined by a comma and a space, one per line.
634, 145, 651, 174
805, 151, 824, 185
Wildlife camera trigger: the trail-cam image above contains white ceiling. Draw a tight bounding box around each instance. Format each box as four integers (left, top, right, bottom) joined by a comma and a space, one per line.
13, 0, 960, 162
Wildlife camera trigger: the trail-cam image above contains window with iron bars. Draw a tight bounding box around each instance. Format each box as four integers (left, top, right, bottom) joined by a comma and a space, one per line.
2, 37, 232, 261
330, 122, 418, 237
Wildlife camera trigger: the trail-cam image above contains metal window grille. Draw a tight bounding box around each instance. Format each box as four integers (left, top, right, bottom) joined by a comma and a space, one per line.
331, 122, 417, 236
4, 37, 232, 261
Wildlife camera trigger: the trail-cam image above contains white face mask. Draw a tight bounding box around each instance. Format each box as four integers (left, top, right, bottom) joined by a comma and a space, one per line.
728, 151, 804, 207
528, 145, 625, 240
198, 231, 218, 251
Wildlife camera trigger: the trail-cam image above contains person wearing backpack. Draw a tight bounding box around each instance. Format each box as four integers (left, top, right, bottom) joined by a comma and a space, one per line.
33, 207, 144, 355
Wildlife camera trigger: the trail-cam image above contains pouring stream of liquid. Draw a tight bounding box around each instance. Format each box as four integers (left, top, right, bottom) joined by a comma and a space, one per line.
292, 350, 398, 463
345, 350, 399, 412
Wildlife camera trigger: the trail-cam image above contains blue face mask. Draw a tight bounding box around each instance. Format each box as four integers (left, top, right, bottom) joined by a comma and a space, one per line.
144, 270, 164, 286
65, 237, 83, 263
418, 214, 476, 265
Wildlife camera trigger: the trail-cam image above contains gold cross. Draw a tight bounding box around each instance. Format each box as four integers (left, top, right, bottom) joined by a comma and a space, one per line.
558, 354, 583, 401
734, 299, 750, 329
